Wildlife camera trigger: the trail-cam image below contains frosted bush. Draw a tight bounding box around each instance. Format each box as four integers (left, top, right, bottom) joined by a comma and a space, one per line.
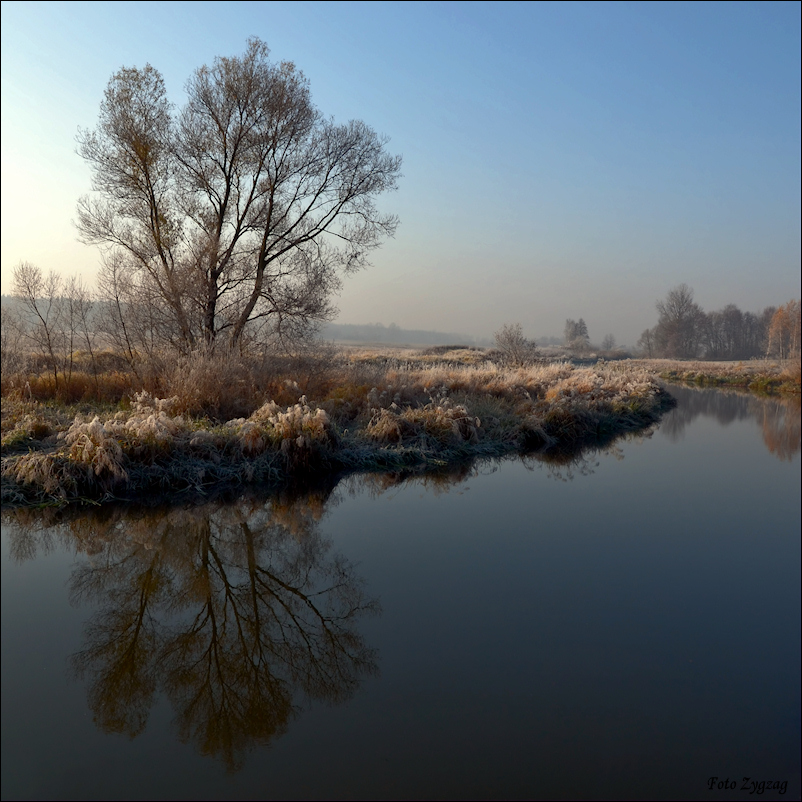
230, 398, 336, 456
114, 412, 182, 443
367, 401, 481, 445
62, 416, 127, 481
188, 430, 213, 446
132, 391, 180, 415
7, 452, 74, 497
248, 400, 282, 423
238, 421, 267, 455
57, 398, 189, 470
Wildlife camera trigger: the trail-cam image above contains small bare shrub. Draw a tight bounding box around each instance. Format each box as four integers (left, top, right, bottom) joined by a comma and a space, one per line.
493, 324, 539, 367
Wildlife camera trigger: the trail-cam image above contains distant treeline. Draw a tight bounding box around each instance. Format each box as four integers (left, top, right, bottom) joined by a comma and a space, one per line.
3, 278, 800, 375
318, 322, 490, 347
637, 285, 800, 360
319, 323, 567, 348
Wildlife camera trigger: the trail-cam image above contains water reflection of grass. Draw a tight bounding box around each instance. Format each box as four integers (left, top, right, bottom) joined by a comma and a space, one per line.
2, 361, 675, 507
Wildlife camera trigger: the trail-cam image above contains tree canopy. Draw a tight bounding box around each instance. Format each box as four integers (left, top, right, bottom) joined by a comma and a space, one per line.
77, 38, 402, 353
563, 318, 589, 352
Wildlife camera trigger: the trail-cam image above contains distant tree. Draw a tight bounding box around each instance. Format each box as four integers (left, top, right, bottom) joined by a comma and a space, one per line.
10, 262, 99, 390
494, 323, 539, 366
742, 309, 769, 357
0, 302, 27, 377
720, 303, 744, 358
766, 300, 801, 359
564, 318, 590, 353
12, 262, 66, 389
77, 38, 402, 354
601, 333, 616, 352
652, 284, 704, 358
701, 303, 762, 360
637, 328, 655, 358
701, 308, 725, 359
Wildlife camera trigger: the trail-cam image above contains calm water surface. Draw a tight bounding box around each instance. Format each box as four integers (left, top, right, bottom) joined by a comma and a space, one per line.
2, 385, 800, 800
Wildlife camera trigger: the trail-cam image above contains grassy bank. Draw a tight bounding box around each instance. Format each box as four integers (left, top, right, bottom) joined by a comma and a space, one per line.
1, 352, 674, 507
626, 357, 801, 394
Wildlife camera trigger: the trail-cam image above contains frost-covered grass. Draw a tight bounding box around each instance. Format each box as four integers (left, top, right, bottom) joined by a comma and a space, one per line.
627, 357, 801, 393
2, 358, 675, 507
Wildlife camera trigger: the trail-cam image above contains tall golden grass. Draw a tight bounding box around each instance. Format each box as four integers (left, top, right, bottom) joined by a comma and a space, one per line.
2, 347, 678, 506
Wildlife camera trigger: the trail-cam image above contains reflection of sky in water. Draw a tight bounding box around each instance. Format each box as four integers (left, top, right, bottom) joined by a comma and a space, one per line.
2, 385, 800, 800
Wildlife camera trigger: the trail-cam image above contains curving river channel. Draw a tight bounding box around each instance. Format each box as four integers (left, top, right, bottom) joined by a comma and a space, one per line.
1, 384, 799, 801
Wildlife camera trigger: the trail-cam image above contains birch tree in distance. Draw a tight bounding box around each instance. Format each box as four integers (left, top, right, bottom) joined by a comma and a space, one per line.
77, 38, 402, 353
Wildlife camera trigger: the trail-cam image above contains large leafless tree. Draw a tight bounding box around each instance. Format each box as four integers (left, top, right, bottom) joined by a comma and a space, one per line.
77, 38, 402, 353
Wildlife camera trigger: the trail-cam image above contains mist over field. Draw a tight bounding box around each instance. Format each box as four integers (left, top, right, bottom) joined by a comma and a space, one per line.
1, 2, 799, 348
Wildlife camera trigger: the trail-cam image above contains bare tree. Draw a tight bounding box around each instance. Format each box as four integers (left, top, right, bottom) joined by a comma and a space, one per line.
0, 303, 28, 377
77, 38, 402, 354
66, 276, 100, 392
94, 252, 179, 378
637, 328, 655, 358
12, 262, 66, 389
494, 323, 539, 366
653, 284, 703, 358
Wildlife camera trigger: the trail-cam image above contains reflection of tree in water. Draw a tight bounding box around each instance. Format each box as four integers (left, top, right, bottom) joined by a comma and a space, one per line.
5, 490, 379, 772
660, 384, 801, 460
754, 395, 801, 461
2, 422, 673, 765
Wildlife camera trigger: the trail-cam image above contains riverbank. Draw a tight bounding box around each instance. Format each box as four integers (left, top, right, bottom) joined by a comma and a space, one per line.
2, 360, 674, 507
626, 357, 801, 394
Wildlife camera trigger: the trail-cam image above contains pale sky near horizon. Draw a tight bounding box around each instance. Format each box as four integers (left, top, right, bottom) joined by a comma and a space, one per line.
1, 0, 800, 345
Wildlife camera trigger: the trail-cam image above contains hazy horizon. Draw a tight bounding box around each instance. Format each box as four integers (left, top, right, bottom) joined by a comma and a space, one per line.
2, 1, 800, 346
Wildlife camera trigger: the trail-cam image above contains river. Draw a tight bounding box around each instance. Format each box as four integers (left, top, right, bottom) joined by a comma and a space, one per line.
1, 384, 799, 800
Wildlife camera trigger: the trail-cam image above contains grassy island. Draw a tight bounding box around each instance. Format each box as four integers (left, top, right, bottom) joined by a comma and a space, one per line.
1, 349, 675, 507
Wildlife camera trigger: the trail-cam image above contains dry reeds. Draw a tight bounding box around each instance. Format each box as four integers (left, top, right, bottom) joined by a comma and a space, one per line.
2, 351, 677, 507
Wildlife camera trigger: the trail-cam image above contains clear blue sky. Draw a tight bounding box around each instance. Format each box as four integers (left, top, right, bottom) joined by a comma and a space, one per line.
1, 0, 800, 345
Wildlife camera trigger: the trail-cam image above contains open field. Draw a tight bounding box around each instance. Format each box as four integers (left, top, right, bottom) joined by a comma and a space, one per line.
1, 348, 677, 507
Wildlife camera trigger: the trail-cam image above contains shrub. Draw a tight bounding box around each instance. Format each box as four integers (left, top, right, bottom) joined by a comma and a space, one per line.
493, 324, 539, 367
366, 399, 480, 446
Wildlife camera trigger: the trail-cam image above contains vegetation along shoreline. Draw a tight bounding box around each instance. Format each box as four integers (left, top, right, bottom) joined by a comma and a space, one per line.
2, 355, 682, 508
